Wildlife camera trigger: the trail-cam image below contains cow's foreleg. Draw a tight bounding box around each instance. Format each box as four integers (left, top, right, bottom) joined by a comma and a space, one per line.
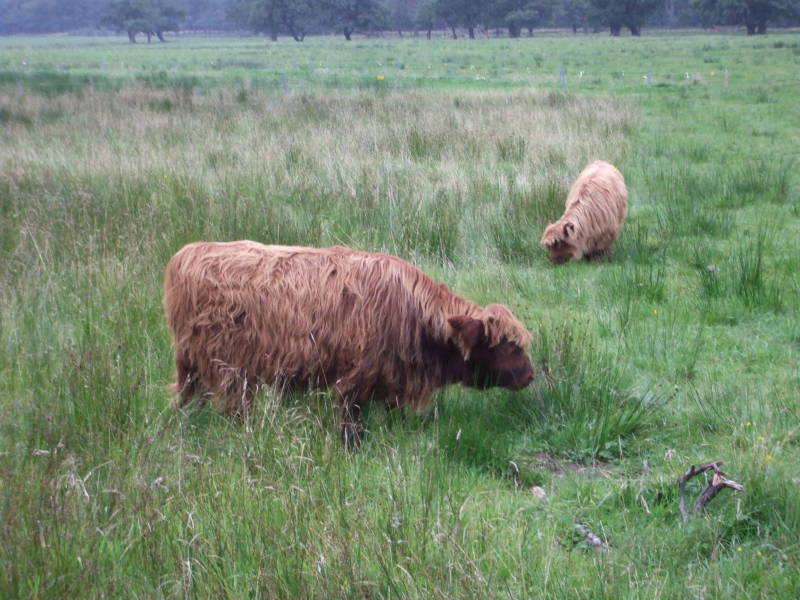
341, 400, 364, 450
585, 247, 613, 262
335, 379, 368, 449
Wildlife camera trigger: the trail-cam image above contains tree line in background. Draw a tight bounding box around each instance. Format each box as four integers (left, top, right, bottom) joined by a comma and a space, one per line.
0, 0, 798, 39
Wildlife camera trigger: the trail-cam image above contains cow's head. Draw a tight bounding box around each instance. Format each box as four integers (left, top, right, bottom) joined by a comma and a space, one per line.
448, 305, 534, 391
541, 221, 578, 265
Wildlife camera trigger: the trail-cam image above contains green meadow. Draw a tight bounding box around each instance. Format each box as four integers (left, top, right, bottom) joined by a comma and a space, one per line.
1, 32, 799, 598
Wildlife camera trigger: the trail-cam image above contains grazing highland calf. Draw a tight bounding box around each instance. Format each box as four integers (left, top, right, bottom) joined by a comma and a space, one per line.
540, 161, 628, 264
163, 241, 534, 446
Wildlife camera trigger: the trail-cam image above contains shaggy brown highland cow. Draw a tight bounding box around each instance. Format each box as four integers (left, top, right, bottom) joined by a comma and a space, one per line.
540, 160, 628, 264
163, 241, 534, 446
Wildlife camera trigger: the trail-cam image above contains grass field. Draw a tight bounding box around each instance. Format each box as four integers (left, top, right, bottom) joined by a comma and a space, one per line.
1, 32, 799, 598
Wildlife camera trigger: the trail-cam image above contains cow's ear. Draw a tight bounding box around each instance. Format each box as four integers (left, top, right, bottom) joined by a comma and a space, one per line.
448, 315, 485, 354
485, 303, 508, 324
563, 221, 575, 237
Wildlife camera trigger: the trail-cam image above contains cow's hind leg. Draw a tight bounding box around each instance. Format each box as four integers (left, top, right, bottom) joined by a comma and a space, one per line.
341, 400, 365, 450
171, 351, 199, 408
585, 247, 613, 262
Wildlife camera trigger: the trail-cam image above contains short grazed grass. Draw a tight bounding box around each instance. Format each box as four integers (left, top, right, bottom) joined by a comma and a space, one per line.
1, 33, 799, 598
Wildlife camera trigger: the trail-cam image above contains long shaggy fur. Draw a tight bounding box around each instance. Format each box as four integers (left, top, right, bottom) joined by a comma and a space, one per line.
540, 161, 627, 263
163, 241, 532, 415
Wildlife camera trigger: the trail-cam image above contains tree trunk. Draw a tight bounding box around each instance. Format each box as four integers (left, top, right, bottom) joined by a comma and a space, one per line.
610, 24, 621, 36
127, 30, 136, 43
156, 31, 166, 42
527, 27, 533, 37
756, 21, 767, 34
266, 6, 277, 41
450, 25, 457, 39
629, 24, 641, 36
426, 28, 431, 40
746, 22, 756, 35
146, 31, 152, 43
468, 25, 475, 39
288, 24, 303, 42
508, 25, 521, 38
343, 27, 352, 41
665, 0, 676, 28
572, 24, 578, 34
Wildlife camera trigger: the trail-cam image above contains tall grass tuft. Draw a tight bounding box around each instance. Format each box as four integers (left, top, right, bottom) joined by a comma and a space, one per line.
393, 192, 462, 262
723, 159, 794, 207
697, 260, 723, 298
495, 136, 526, 164
407, 127, 443, 160
732, 231, 782, 310
611, 255, 667, 303
527, 325, 656, 461
491, 179, 567, 264
651, 165, 735, 239
614, 221, 665, 264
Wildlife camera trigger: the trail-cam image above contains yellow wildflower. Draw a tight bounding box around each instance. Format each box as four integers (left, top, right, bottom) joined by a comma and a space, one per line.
764, 455, 773, 463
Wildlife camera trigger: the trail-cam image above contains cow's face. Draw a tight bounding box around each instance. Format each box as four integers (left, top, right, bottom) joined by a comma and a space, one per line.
448, 315, 534, 390
541, 221, 578, 265
546, 239, 577, 265
465, 340, 535, 390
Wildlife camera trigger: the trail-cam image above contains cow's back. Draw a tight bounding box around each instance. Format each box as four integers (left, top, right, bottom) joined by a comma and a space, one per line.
163, 241, 436, 407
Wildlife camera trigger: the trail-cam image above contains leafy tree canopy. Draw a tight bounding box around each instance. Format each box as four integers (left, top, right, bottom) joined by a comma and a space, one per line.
693, 0, 799, 34
101, 0, 184, 42
0, 0, 798, 37
589, 0, 664, 35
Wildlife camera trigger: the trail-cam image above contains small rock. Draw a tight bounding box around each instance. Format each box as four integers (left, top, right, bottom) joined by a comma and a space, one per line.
531, 486, 547, 501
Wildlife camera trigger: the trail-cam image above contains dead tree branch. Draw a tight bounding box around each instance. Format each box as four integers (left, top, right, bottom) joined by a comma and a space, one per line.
678, 461, 744, 522
693, 470, 745, 513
